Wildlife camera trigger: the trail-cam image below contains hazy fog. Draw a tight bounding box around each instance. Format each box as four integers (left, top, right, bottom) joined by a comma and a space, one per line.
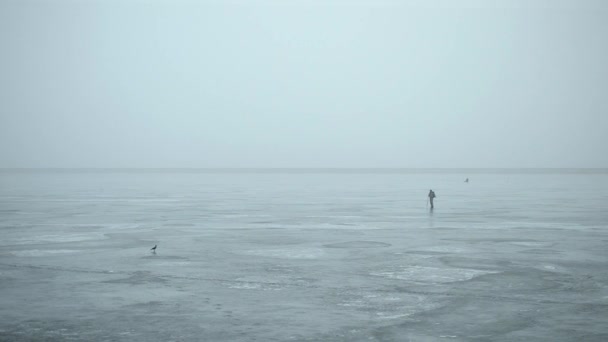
1, 0, 607, 168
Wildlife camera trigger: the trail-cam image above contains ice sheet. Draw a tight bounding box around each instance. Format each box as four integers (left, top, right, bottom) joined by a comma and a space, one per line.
1, 170, 607, 341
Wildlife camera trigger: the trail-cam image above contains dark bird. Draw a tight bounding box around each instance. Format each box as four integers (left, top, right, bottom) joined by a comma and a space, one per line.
151, 244, 157, 252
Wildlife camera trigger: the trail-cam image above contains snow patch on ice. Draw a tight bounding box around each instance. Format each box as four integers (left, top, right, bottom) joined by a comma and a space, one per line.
227, 283, 262, 290
3, 233, 107, 245
417, 246, 468, 254
241, 248, 325, 259
371, 266, 497, 283
324, 241, 391, 248
11, 249, 83, 257
509, 241, 552, 247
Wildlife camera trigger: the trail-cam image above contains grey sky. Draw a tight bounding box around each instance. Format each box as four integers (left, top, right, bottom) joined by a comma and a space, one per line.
1, 0, 607, 168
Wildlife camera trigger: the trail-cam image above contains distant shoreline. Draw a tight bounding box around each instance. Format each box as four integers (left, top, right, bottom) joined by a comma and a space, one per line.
1, 168, 607, 174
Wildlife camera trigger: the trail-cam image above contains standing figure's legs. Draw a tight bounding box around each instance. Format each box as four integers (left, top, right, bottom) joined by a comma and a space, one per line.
430, 198, 434, 209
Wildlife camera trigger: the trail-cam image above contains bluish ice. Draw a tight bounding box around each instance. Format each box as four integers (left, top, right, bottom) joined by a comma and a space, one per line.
0, 169, 607, 341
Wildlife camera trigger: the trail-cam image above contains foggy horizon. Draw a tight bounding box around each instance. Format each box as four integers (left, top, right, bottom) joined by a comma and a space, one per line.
2, 0, 607, 169
2, 167, 608, 176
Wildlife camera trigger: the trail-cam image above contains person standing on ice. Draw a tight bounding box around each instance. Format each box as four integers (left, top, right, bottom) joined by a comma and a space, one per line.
428, 189, 436, 209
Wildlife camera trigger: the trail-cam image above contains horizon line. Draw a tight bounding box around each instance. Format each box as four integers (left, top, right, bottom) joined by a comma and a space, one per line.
1, 167, 607, 169
1, 167, 607, 174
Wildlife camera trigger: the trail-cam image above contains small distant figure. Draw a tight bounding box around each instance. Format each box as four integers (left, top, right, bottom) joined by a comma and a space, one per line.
428, 189, 436, 209
151, 244, 157, 253
465, 178, 469, 183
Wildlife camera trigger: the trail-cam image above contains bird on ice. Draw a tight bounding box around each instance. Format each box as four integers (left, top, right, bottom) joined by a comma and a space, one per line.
151, 244, 157, 252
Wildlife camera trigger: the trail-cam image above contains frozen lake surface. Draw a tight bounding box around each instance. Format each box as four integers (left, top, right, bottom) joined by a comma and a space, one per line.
1, 169, 607, 341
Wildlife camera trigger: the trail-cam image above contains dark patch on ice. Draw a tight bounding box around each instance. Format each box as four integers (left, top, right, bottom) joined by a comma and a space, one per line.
324, 241, 391, 248
141, 255, 187, 260
162, 223, 196, 227
71, 225, 106, 230
332, 222, 358, 226
263, 264, 297, 273
0, 209, 20, 214
406, 250, 451, 256
104, 271, 168, 285
519, 248, 562, 255
439, 256, 511, 270
442, 238, 555, 248
366, 299, 538, 341
462, 269, 571, 293
441, 238, 538, 243
0, 316, 225, 341
126, 301, 165, 308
